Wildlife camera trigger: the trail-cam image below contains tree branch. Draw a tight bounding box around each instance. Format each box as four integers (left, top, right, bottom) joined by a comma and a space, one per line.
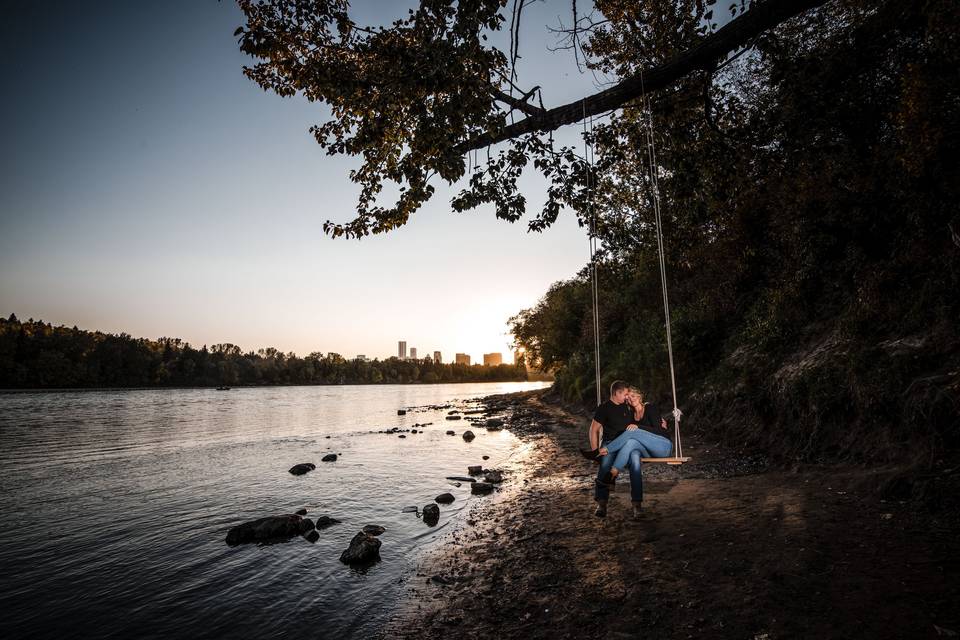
457, 0, 829, 153
492, 86, 545, 117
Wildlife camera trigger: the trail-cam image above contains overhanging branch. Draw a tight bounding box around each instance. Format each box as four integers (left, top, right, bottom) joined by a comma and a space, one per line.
458, 0, 829, 153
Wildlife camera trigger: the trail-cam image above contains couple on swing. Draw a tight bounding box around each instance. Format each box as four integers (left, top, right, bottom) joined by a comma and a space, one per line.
581, 379, 674, 520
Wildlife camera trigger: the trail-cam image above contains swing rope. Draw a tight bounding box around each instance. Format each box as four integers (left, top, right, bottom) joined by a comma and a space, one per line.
639, 67, 684, 459
583, 100, 602, 408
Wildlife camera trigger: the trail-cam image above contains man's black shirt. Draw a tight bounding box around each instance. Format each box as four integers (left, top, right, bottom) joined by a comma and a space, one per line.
592, 400, 635, 442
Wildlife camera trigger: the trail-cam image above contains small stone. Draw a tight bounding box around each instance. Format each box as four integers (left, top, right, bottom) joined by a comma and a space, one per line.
321, 453, 338, 462
315, 515, 342, 529
468, 465, 483, 475
462, 431, 476, 442
401, 506, 419, 513
295, 508, 307, 516
485, 419, 504, 429
482, 455, 489, 460
362, 524, 386, 536
446, 430, 456, 435
422, 503, 440, 526
471, 482, 494, 495
484, 470, 503, 484
446, 415, 462, 421
445, 476, 476, 483
398, 434, 406, 438
397, 409, 406, 415
435, 493, 455, 504
288, 463, 315, 475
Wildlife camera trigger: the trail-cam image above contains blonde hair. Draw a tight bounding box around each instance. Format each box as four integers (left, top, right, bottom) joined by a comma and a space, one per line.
628, 387, 644, 403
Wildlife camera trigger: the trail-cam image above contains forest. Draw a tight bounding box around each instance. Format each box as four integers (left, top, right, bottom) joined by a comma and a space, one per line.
0, 315, 528, 388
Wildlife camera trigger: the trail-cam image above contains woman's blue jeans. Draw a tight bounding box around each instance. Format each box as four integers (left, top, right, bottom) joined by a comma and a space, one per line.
594, 429, 673, 504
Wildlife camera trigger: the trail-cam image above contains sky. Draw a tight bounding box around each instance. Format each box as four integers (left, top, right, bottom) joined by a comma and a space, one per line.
0, 0, 611, 363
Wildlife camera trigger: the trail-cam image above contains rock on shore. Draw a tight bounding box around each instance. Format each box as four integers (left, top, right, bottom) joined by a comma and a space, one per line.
339, 531, 382, 564
321, 453, 338, 462
471, 482, 494, 495
422, 503, 440, 525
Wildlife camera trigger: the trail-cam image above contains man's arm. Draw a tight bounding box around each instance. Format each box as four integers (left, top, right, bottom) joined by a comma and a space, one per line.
589, 419, 603, 450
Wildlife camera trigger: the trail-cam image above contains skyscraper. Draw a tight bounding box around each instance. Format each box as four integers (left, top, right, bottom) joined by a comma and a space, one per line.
410, 347, 417, 360
433, 351, 442, 364
483, 352, 503, 366
398, 341, 407, 359
455, 353, 471, 365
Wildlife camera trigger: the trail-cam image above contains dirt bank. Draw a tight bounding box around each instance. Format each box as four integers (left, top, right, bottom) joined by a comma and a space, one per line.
382, 389, 959, 640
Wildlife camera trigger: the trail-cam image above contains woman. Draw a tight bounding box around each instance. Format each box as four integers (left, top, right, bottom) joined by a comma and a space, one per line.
584, 388, 673, 485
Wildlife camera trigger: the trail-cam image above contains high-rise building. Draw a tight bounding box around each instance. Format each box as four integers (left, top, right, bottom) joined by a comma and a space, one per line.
483, 352, 503, 366
433, 351, 442, 364
410, 347, 417, 360
398, 341, 407, 359
455, 353, 471, 365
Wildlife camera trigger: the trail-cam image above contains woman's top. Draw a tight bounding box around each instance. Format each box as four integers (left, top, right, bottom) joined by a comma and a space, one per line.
631, 402, 672, 442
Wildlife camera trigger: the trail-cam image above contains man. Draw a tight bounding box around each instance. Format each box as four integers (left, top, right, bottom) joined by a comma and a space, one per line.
589, 379, 645, 519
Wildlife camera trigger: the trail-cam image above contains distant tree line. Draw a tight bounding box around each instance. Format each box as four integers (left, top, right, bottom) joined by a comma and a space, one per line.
0, 315, 529, 388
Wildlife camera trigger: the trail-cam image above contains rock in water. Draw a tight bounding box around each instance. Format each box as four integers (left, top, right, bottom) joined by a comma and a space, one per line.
445, 476, 476, 483
482, 455, 490, 460
445, 415, 462, 421
446, 430, 456, 435
435, 493, 455, 504
321, 453, 338, 462
484, 470, 503, 484
295, 508, 308, 516
299, 518, 316, 533
422, 503, 440, 526
471, 482, 494, 495
339, 532, 382, 564
362, 524, 386, 536
462, 431, 476, 442
304, 530, 319, 543
467, 465, 484, 475
485, 418, 504, 429
397, 409, 406, 415
315, 515, 342, 529
401, 506, 419, 513
226, 514, 305, 545
288, 463, 316, 475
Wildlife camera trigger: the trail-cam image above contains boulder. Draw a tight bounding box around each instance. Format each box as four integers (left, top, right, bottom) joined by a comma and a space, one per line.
471, 482, 494, 495
225, 514, 305, 545
435, 493, 455, 504
422, 503, 440, 526
484, 470, 504, 484
288, 463, 316, 476
485, 418, 504, 429
299, 518, 316, 533
321, 453, 338, 462
315, 515, 342, 529
462, 430, 476, 442
295, 508, 308, 516
467, 465, 484, 475
339, 532, 382, 564
304, 530, 319, 543
362, 524, 386, 536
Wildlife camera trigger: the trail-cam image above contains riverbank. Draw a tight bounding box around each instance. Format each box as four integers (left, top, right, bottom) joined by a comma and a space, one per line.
384, 389, 960, 639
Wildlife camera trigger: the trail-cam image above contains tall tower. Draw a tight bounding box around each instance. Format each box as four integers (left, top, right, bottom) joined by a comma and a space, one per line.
398, 341, 407, 359
410, 347, 417, 360
433, 350, 442, 364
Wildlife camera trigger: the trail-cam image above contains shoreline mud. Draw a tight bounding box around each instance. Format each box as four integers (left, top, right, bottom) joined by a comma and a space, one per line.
382, 389, 960, 639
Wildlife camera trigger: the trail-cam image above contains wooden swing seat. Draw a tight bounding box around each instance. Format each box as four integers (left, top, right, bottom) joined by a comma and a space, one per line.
641, 456, 691, 465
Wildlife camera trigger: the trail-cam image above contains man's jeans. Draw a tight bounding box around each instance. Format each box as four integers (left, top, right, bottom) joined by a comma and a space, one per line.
594, 430, 673, 504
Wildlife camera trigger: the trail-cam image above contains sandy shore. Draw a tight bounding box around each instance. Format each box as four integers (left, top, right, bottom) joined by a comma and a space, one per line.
381, 389, 959, 640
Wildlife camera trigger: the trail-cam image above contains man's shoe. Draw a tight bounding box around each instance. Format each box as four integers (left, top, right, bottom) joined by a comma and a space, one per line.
595, 502, 607, 518
632, 502, 643, 520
